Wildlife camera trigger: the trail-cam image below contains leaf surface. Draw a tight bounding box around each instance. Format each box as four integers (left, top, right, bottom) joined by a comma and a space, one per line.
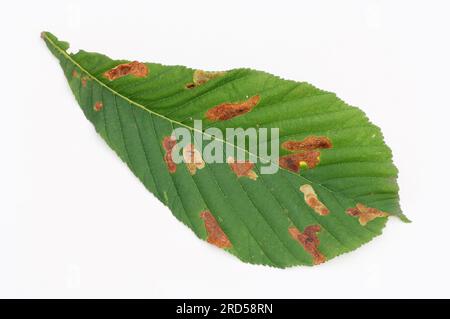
43, 32, 407, 267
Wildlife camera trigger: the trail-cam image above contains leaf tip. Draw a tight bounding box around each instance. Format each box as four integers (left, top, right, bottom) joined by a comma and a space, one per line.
41, 31, 70, 52
398, 213, 412, 223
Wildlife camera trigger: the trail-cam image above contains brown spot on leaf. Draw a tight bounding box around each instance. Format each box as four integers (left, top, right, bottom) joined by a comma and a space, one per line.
162, 136, 177, 174
205, 95, 260, 121
227, 157, 258, 180
72, 70, 80, 78
300, 184, 329, 216
200, 210, 232, 249
289, 225, 326, 265
186, 70, 226, 89
183, 144, 205, 175
282, 136, 332, 151
103, 61, 149, 81
93, 101, 103, 112
81, 76, 89, 88
279, 151, 320, 173
346, 203, 389, 226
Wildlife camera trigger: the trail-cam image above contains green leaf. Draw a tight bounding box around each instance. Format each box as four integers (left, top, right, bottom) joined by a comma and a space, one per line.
42, 31, 407, 267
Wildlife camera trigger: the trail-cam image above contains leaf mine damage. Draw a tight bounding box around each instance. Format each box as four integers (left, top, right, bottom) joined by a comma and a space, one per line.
300, 184, 329, 216
200, 210, 232, 249
103, 61, 149, 81
227, 157, 258, 180
282, 136, 332, 151
186, 70, 226, 89
279, 135, 332, 173
183, 144, 205, 175
346, 203, 389, 226
162, 136, 177, 174
289, 225, 326, 265
205, 95, 260, 121
279, 151, 321, 173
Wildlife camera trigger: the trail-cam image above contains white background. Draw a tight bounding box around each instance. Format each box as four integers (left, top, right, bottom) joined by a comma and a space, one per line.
1, 0, 449, 298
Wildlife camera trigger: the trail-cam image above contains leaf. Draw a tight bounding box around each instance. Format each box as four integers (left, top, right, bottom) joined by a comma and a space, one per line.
42, 32, 408, 267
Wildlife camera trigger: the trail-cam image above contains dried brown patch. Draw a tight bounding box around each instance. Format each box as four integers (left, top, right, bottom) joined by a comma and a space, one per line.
227, 157, 258, 180
279, 151, 320, 173
289, 225, 326, 265
162, 136, 177, 174
103, 61, 149, 81
346, 203, 389, 226
200, 210, 232, 249
186, 70, 226, 89
205, 95, 260, 121
282, 136, 332, 151
93, 101, 103, 112
183, 144, 205, 175
300, 184, 329, 216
